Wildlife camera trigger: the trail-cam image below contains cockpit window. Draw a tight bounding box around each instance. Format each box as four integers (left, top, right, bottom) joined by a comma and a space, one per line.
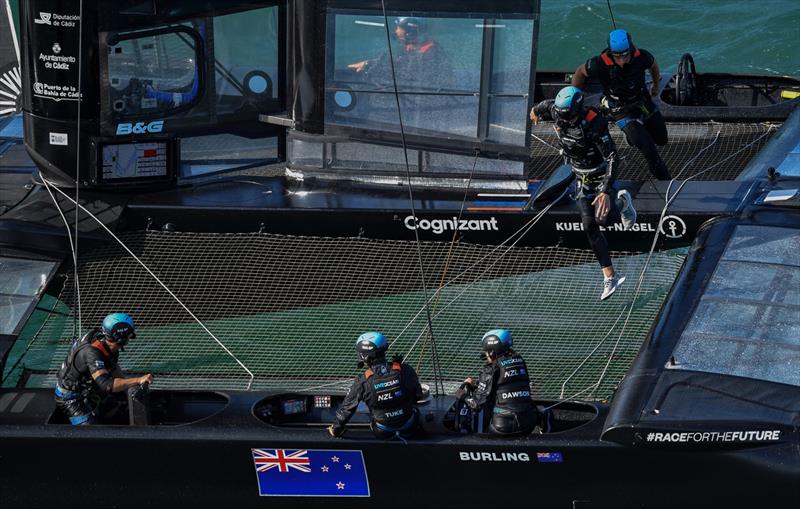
0, 257, 58, 336
107, 26, 202, 118
669, 225, 800, 386
325, 11, 534, 145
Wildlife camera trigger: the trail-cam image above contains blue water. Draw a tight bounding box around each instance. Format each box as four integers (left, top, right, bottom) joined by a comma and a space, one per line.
538, 1, 800, 76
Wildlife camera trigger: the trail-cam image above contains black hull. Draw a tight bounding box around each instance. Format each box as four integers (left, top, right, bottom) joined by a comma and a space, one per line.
0, 388, 797, 508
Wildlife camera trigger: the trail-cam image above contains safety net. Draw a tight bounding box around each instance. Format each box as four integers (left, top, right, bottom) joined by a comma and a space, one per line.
4, 232, 687, 400
528, 121, 780, 182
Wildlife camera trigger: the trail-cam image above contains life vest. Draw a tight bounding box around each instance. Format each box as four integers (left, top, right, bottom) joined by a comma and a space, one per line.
364, 361, 413, 426
598, 49, 648, 103
554, 108, 605, 171
493, 354, 534, 411
56, 329, 114, 392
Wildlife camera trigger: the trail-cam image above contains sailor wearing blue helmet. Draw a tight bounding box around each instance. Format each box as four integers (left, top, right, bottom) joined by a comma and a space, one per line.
572, 29, 670, 180
329, 331, 423, 440
531, 85, 636, 299
55, 313, 153, 425
458, 329, 538, 436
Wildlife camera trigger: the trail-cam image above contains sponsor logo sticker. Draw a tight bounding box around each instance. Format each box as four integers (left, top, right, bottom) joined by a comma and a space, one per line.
49, 132, 68, 145
404, 215, 499, 235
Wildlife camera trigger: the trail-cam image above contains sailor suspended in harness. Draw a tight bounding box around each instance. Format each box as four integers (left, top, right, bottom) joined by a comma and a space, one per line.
328, 332, 423, 441
531, 87, 637, 300
54, 313, 153, 425
571, 29, 670, 180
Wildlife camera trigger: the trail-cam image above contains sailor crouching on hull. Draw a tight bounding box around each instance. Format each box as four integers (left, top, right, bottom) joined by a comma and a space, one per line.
54, 313, 153, 425
329, 332, 423, 441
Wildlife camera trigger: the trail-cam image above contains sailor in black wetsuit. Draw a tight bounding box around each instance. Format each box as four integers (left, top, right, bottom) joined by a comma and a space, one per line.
328, 332, 423, 440
54, 313, 153, 425
531, 86, 637, 299
459, 329, 537, 436
572, 29, 670, 180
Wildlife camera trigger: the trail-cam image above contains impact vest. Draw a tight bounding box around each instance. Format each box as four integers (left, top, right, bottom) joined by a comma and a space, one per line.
555, 108, 605, 171
364, 361, 414, 426
598, 48, 649, 103
493, 354, 534, 411
56, 329, 115, 392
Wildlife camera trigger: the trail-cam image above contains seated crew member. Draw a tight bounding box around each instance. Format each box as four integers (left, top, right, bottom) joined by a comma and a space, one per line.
54, 313, 153, 425
571, 29, 671, 180
348, 17, 449, 88
459, 329, 537, 436
328, 332, 423, 440
531, 86, 637, 299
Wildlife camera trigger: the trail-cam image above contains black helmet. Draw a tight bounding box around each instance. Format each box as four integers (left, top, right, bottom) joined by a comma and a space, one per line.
553, 86, 584, 124
480, 329, 513, 356
101, 312, 136, 346
394, 17, 422, 40
355, 331, 388, 362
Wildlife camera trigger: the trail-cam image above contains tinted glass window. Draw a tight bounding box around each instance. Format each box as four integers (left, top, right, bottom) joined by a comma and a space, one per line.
326, 11, 534, 144
108, 28, 201, 117
0, 257, 58, 335
670, 225, 800, 386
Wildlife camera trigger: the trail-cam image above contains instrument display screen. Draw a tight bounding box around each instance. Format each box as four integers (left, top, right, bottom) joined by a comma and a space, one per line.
282, 398, 306, 415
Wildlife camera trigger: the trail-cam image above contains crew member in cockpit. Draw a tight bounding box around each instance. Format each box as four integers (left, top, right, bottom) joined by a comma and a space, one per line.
459, 329, 537, 436
531, 86, 637, 300
328, 331, 423, 440
348, 16, 449, 88
54, 313, 153, 425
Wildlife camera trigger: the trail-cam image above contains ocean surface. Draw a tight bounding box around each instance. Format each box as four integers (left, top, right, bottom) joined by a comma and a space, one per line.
538, 0, 800, 76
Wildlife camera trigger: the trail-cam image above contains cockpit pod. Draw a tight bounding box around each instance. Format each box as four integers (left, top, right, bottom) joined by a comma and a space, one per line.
20, 0, 287, 189
600, 210, 799, 498
290, 0, 540, 185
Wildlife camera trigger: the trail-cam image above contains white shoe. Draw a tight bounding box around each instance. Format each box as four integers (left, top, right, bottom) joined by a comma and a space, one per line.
617, 189, 637, 230
601, 275, 626, 300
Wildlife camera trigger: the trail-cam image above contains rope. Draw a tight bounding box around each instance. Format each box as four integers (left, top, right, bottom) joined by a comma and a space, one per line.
71, 0, 85, 339
379, 0, 443, 395
606, 0, 618, 29
39, 179, 257, 390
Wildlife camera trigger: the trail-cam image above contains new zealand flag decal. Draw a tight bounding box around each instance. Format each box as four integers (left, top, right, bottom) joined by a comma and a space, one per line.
251, 449, 370, 497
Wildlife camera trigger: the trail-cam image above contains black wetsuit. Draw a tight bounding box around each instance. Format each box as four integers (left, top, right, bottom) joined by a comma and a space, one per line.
333, 358, 423, 439
55, 330, 119, 425
585, 48, 670, 180
533, 101, 623, 268
464, 351, 537, 435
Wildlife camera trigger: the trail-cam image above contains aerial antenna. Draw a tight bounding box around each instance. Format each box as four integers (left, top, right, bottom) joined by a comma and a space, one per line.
606, 0, 617, 29
379, 0, 444, 395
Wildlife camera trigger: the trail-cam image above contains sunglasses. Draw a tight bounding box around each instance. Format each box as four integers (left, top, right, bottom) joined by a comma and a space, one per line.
611, 51, 631, 58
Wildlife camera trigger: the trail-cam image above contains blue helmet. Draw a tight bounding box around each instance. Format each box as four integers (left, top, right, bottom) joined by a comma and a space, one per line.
101, 313, 136, 345
554, 86, 585, 122
481, 329, 513, 355
355, 331, 388, 361
608, 29, 632, 54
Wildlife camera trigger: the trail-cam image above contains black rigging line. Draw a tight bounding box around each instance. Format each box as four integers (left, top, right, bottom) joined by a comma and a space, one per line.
606, 0, 618, 29
378, 0, 444, 395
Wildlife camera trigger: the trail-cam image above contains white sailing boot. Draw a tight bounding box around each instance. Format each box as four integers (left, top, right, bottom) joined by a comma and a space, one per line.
601, 274, 626, 300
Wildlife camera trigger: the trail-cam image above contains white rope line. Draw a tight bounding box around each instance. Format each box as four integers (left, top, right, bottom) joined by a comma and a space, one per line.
72, 0, 84, 335
398, 186, 570, 359
41, 179, 256, 390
